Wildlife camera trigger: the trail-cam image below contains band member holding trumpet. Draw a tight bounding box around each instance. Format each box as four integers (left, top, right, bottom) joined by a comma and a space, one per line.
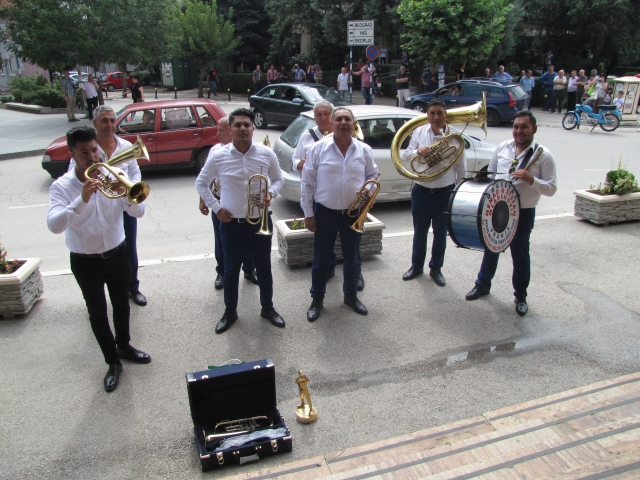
293, 101, 365, 291
47, 126, 151, 392
402, 99, 467, 287
198, 116, 258, 290
466, 111, 557, 316
301, 107, 378, 321
196, 108, 285, 334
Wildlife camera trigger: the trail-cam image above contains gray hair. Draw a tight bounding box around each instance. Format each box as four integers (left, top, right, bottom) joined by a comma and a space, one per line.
331, 107, 355, 121
313, 101, 333, 115
218, 115, 229, 127
93, 105, 115, 120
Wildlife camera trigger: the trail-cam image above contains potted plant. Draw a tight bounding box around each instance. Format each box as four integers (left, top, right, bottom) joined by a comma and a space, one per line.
274, 214, 385, 266
0, 243, 44, 319
574, 160, 640, 225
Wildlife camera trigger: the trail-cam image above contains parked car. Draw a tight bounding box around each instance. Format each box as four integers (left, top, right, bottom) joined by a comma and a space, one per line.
103, 71, 135, 91
404, 79, 528, 126
273, 106, 496, 203
250, 83, 351, 129
41, 99, 225, 178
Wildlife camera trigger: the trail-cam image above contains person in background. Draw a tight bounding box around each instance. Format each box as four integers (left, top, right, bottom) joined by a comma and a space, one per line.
352, 61, 375, 105
492, 65, 513, 82
613, 90, 625, 110
337, 67, 350, 99
306, 64, 315, 83
550, 69, 567, 113
123, 75, 144, 103
396, 66, 411, 107
603, 85, 614, 105
484, 68, 491, 78
252, 65, 263, 93
292, 64, 305, 83
422, 65, 438, 92
380, 46, 388, 64
519, 70, 535, 110
566, 70, 579, 112
207, 66, 218, 98
456, 63, 467, 80
314, 65, 323, 85
279, 65, 289, 83
401, 51, 409, 69
539, 65, 556, 111
267, 64, 278, 85
61, 70, 78, 122
82, 74, 99, 120
575, 69, 588, 104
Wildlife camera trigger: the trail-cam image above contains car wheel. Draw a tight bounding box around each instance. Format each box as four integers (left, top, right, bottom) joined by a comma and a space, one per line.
107, 84, 115, 92
412, 103, 426, 113
253, 110, 267, 129
195, 149, 209, 173
487, 110, 501, 127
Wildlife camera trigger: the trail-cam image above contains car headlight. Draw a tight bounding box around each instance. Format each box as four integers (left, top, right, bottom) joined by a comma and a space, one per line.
405, 97, 412, 102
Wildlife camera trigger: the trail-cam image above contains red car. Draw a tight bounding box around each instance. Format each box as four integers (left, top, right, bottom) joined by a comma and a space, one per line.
42, 99, 224, 178
103, 71, 135, 91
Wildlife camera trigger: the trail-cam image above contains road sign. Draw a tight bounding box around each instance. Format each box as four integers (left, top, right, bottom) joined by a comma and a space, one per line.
366, 45, 378, 61
347, 20, 374, 46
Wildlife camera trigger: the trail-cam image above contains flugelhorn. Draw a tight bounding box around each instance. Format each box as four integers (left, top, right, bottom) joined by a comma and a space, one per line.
203, 416, 273, 443
85, 163, 150, 204
261, 135, 271, 147
348, 174, 381, 233
391, 94, 487, 181
106, 136, 150, 167
246, 167, 271, 235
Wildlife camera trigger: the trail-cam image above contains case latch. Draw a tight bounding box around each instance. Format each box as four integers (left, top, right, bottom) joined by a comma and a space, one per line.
270, 439, 278, 452
216, 452, 224, 465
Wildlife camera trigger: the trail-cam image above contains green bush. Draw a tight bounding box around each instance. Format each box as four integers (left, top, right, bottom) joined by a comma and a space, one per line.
11, 89, 23, 103
597, 159, 640, 196
21, 90, 40, 105
217, 73, 255, 94
0, 95, 14, 103
8, 74, 48, 93
131, 71, 151, 86
37, 89, 66, 108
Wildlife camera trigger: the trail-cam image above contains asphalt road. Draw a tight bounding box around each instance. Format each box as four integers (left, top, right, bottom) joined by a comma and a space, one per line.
1, 101, 640, 479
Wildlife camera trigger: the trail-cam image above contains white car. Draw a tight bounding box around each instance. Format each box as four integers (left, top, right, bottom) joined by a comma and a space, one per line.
273, 105, 496, 203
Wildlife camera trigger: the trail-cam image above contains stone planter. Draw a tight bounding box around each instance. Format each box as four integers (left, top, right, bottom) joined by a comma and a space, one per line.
574, 189, 640, 225
274, 214, 385, 266
0, 258, 44, 319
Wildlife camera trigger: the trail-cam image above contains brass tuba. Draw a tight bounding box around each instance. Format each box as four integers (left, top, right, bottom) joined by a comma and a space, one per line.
246, 167, 271, 235
348, 174, 381, 233
391, 94, 487, 181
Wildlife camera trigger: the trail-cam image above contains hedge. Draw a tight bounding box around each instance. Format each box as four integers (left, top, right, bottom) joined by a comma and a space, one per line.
37, 89, 66, 108
216, 73, 255, 94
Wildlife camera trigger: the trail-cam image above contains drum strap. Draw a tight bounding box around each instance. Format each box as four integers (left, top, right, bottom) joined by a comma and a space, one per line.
519, 143, 538, 170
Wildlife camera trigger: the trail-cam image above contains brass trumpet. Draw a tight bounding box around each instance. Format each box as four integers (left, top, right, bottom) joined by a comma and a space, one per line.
348, 174, 381, 233
246, 167, 271, 235
203, 416, 273, 443
85, 163, 150, 204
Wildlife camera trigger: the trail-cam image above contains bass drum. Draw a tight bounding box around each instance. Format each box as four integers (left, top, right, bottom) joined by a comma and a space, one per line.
447, 179, 520, 253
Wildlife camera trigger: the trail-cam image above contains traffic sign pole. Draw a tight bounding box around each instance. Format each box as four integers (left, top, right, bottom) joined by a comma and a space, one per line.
349, 47, 353, 103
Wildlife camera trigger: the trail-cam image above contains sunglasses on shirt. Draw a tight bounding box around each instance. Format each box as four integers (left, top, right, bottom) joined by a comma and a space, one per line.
509, 159, 519, 174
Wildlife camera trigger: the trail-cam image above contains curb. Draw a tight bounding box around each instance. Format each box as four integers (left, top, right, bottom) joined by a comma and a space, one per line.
0, 150, 45, 161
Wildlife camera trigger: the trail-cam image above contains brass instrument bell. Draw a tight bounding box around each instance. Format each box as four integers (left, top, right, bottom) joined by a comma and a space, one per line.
348, 174, 381, 233
246, 167, 271, 235
85, 163, 150, 204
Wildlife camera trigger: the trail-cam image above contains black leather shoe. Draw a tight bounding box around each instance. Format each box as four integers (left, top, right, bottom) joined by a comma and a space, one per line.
307, 299, 323, 322
327, 266, 335, 280
104, 364, 123, 392
244, 270, 259, 285
214, 274, 223, 290
344, 295, 368, 315
356, 272, 365, 291
129, 291, 147, 306
429, 268, 446, 286
466, 284, 490, 300
402, 267, 423, 281
117, 345, 151, 364
215, 312, 238, 334
261, 308, 285, 328
515, 297, 529, 317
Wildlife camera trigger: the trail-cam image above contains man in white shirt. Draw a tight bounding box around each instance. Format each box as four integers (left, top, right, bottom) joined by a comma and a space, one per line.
198, 116, 257, 289
402, 99, 467, 287
47, 126, 150, 392
519, 70, 535, 110
82, 74, 99, 120
196, 108, 285, 334
337, 67, 350, 99
465, 111, 557, 317
301, 107, 379, 321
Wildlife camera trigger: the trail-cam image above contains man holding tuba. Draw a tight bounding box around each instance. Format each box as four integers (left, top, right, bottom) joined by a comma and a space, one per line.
402, 98, 467, 287
301, 107, 378, 321
196, 108, 285, 334
47, 126, 151, 392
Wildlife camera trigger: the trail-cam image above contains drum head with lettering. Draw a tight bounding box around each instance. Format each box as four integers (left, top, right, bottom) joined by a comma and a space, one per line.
479, 180, 520, 253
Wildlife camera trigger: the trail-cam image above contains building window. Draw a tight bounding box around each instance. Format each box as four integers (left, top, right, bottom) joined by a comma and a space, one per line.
6, 57, 15, 75
0, 59, 5, 76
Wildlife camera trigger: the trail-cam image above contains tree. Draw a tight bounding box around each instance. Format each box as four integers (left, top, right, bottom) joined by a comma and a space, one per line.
173, 0, 240, 97
266, 0, 322, 67
397, 0, 512, 66
218, 0, 271, 71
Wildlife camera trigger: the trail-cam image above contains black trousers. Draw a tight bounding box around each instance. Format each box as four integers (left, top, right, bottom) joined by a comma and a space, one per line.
70, 243, 131, 365
86, 96, 98, 119
123, 212, 139, 293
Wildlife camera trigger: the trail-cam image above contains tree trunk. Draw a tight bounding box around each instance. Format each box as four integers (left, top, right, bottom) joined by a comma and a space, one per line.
198, 69, 205, 98
93, 62, 105, 106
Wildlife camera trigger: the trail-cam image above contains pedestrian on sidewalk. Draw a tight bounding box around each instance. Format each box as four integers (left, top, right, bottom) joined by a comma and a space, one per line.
207, 67, 218, 98
252, 65, 263, 93
82, 74, 99, 120
396, 66, 411, 107
337, 67, 350, 99
519, 70, 535, 110
60, 70, 78, 122
267, 64, 278, 85
123, 75, 144, 103
551, 69, 567, 113
539, 65, 556, 111
566, 70, 579, 113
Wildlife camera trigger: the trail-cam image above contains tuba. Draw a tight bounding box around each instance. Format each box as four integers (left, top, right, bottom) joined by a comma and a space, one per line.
246, 167, 271, 235
391, 94, 487, 181
348, 174, 381, 233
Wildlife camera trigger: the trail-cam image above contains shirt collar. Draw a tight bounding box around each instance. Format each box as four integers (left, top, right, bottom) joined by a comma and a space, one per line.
228, 141, 257, 155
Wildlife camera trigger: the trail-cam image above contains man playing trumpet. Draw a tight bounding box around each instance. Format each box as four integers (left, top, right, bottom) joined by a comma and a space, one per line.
196, 108, 285, 334
47, 126, 151, 392
402, 98, 467, 287
301, 107, 378, 321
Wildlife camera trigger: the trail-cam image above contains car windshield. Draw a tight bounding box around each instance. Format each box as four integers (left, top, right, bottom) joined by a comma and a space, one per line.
300, 86, 326, 102
508, 85, 527, 100
281, 115, 316, 147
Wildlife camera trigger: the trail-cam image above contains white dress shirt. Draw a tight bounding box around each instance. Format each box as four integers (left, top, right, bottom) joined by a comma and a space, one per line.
195, 141, 284, 217
69, 135, 142, 183
403, 123, 467, 188
82, 81, 98, 98
292, 126, 323, 173
204, 142, 224, 195
47, 167, 145, 254
301, 136, 379, 218
489, 139, 557, 209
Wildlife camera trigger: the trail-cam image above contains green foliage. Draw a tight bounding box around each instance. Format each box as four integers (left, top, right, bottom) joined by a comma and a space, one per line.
597, 159, 640, 196
21, 91, 40, 105
398, 0, 512, 65
36, 90, 66, 108
8, 74, 48, 93
217, 0, 271, 69
0, 96, 14, 103
131, 71, 152, 86
290, 216, 307, 230
0, 244, 22, 274
11, 89, 23, 103
217, 73, 255, 94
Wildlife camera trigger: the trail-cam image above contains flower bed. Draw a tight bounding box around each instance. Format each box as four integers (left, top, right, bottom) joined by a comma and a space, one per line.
574, 190, 640, 225
0, 258, 44, 319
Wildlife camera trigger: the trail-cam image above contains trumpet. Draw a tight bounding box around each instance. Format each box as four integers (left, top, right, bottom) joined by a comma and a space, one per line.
203, 416, 273, 443
85, 163, 150, 204
348, 174, 381, 233
246, 167, 271, 235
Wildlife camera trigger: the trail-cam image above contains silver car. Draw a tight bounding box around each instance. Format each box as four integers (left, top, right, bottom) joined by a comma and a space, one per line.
273, 105, 496, 203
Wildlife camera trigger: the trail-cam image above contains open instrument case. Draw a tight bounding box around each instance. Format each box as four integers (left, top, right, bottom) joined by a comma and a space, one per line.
185, 358, 292, 471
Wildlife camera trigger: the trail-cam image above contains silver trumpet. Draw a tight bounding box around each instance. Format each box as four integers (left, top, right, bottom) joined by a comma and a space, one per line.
246, 166, 271, 235
203, 416, 273, 443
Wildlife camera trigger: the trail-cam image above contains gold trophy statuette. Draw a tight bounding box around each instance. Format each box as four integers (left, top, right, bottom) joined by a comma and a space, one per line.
295, 370, 317, 424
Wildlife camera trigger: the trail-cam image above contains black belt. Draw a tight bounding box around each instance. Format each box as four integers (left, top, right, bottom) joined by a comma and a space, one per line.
318, 203, 349, 214
229, 217, 261, 223
71, 241, 125, 260
417, 183, 455, 193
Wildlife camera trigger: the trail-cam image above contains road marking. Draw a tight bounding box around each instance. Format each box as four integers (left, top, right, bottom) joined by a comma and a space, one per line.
38, 212, 574, 277
8, 204, 49, 209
